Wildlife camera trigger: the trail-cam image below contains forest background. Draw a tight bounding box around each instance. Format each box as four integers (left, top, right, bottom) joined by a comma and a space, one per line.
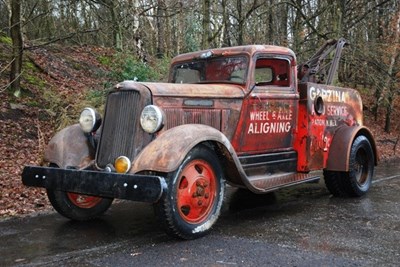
0, 0, 399, 217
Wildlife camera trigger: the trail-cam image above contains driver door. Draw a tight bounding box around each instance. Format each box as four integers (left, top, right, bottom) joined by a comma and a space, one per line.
233, 55, 298, 155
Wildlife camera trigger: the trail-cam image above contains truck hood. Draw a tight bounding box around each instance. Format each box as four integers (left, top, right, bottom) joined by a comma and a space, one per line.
116, 81, 245, 98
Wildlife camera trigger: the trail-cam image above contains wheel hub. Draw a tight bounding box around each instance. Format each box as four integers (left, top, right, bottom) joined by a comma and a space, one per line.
355, 149, 368, 185
176, 160, 216, 223
67, 193, 102, 209
191, 178, 210, 207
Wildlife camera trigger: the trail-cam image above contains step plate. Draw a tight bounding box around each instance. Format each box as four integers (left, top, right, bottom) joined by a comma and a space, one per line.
248, 172, 320, 193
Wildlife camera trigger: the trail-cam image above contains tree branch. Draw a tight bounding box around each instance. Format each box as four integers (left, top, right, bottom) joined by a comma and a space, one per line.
25, 29, 100, 50
284, 0, 328, 40
347, 0, 393, 29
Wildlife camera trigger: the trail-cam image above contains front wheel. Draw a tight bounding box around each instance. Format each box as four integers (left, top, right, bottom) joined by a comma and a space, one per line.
155, 145, 225, 239
47, 164, 113, 221
324, 135, 375, 197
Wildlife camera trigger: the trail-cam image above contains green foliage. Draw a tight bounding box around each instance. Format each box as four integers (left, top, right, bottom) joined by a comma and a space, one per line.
112, 55, 157, 82
83, 53, 171, 118
183, 15, 201, 53
0, 35, 12, 45
40, 87, 73, 129
24, 74, 42, 86
84, 89, 108, 112
96, 51, 173, 89
86, 88, 107, 102
152, 56, 171, 82
97, 55, 112, 66
26, 100, 40, 107
41, 89, 62, 112
103, 53, 165, 88
24, 61, 36, 71
22, 67, 46, 91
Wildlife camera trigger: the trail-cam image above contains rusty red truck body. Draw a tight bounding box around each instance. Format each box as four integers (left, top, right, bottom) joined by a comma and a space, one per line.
22, 41, 377, 239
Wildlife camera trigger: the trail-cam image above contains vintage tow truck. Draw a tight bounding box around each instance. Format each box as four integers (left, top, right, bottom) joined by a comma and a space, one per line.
22, 39, 377, 239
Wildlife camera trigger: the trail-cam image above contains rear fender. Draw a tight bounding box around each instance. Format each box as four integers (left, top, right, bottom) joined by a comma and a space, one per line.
131, 124, 244, 185
326, 126, 378, 172
44, 124, 94, 168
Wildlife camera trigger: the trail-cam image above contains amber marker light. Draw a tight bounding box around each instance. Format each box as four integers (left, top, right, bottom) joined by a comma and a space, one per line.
114, 156, 131, 174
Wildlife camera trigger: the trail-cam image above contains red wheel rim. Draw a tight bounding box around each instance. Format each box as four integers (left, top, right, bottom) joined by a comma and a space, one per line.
67, 193, 102, 209
176, 159, 217, 224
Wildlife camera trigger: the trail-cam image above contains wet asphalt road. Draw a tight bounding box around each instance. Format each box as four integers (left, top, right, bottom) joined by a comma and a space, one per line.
1, 162, 399, 267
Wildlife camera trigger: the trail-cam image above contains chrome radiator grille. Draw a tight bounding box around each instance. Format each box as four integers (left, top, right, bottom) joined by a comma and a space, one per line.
96, 90, 151, 168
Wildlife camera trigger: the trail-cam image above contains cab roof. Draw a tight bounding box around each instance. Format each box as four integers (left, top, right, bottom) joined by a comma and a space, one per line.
171, 45, 297, 65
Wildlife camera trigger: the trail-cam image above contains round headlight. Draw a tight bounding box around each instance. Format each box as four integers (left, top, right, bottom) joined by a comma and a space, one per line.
140, 105, 164, 133
79, 107, 101, 133
114, 156, 131, 174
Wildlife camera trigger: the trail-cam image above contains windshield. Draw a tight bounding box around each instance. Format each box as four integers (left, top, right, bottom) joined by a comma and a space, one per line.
170, 56, 248, 84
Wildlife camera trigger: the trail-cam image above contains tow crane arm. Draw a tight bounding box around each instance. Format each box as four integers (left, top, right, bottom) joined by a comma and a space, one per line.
301, 38, 347, 85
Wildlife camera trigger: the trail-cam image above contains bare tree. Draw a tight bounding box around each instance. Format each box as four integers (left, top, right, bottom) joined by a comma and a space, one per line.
201, 0, 211, 49
9, 0, 23, 96
383, 3, 400, 133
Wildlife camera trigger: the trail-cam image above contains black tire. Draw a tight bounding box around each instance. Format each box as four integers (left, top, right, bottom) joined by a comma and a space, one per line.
324, 170, 347, 197
47, 164, 113, 221
324, 135, 374, 197
154, 145, 225, 239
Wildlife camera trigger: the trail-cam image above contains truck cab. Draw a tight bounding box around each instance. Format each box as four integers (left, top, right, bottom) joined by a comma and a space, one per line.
22, 41, 377, 240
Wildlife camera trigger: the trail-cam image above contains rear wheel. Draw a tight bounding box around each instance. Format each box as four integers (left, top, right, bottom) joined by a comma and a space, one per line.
324, 135, 374, 197
47, 164, 113, 221
155, 145, 225, 239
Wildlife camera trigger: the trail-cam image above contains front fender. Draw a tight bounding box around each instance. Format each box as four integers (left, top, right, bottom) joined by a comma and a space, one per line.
326, 125, 378, 172
44, 124, 94, 168
131, 124, 237, 174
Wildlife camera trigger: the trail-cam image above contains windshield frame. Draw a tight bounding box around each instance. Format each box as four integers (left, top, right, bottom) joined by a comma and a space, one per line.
169, 55, 249, 85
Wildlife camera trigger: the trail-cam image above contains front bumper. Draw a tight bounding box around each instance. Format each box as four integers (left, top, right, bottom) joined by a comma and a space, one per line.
22, 166, 166, 203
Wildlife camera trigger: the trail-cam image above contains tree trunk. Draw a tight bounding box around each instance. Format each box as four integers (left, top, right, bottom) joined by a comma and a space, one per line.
109, 1, 122, 50
384, 9, 400, 133
9, 0, 23, 97
237, 0, 244, 45
372, 88, 382, 122
384, 90, 394, 133
267, 0, 274, 44
292, 0, 303, 53
201, 0, 211, 49
156, 0, 165, 58
280, 2, 288, 46
222, 0, 230, 47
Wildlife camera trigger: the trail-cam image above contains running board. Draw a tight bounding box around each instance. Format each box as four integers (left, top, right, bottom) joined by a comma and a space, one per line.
239, 151, 297, 176
246, 172, 320, 193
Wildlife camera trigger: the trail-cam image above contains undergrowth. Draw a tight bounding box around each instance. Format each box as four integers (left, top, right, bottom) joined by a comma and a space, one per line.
14, 47, 171, 130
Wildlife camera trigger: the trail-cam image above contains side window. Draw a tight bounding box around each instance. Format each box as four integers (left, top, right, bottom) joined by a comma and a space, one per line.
255, 67, 273, 84
255, 58, 290, 87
